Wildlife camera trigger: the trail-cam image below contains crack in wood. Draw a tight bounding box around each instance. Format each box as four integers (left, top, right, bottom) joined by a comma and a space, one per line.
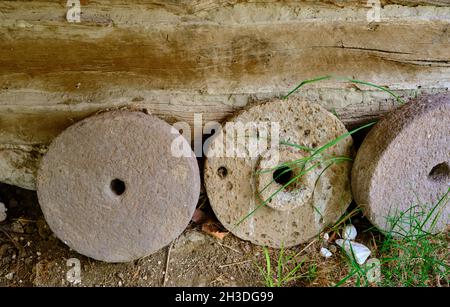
312, 45, 413, 55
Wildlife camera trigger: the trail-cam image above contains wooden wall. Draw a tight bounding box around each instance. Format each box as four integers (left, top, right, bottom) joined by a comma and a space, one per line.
0, 0, 449, 189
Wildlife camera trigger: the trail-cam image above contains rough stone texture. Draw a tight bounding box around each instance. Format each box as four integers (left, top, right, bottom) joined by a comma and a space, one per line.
36, 111, 200, 262
352, 93, 450, 235
204, 98, 353, 248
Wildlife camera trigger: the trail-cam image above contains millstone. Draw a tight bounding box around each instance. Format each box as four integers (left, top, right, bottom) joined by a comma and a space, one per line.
352, 93, 450, 235
204, 98, 353, 248
36, 110, 200, 262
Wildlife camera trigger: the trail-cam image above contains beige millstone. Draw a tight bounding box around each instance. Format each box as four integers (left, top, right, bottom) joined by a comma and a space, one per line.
36, 110, 200, 262
352, 93, 450, 235
204, 98, 353, 248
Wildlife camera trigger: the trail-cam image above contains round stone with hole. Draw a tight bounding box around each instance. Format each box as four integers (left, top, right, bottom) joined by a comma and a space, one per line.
352, 93, 450, 235
204, 98, 353, 248
37, 110, 200, 262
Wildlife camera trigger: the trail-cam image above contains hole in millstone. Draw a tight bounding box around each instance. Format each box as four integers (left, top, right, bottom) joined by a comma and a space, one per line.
203, 129, 216, 142
217, 166, 228, 179
273, 166, 293, 186
428, 162, 450, 182
110, 179, 126, 196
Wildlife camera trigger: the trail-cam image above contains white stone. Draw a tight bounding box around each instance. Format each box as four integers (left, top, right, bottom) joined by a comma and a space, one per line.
336, 239, 371, 265
5, 272, 14, 280
323, 233, 329, 241
320, 247, 332, 258
365, 258, 381, 283
0, 202, 7, 222
342, 224, 357, 240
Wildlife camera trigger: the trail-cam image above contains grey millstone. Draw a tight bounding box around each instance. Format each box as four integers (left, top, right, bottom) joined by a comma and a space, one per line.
36, 111, 200, 262
352, 93, 450, 235
204, 98, 353, 248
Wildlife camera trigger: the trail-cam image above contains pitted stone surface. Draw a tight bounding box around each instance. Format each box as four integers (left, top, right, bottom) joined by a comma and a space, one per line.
204, 98, 353, 248
352, 93, 450, 234
36, 111, 200, 262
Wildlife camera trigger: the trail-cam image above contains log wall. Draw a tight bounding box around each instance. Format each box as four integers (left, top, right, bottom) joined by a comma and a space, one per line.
0, 0, 449, 189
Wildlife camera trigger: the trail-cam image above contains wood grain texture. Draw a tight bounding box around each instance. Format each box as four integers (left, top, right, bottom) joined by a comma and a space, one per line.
0, 0, 449, 188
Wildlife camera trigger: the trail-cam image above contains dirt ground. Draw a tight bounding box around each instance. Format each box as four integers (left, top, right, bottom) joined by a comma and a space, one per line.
0, 179, 388, 287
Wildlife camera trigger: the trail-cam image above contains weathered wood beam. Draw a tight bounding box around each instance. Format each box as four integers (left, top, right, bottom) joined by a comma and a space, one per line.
0, 1, 449, 189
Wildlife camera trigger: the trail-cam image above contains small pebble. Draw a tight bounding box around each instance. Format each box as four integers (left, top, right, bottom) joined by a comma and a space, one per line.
365, 258, 381, 283
336, 239, 371, 265
323, 233, 329, 241
342, 224, 357, 240
320, 247, 333, 258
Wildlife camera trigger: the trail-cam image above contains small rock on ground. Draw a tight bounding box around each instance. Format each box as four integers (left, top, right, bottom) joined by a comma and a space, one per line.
320, 247, 333, 258
342, 224, 357, 240
336, 239, 371, 265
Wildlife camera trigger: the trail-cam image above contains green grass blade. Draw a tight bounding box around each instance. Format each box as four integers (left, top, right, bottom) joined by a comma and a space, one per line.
345, 78, 405, 104
283, 74, 405, 104
283, 75, 332, 99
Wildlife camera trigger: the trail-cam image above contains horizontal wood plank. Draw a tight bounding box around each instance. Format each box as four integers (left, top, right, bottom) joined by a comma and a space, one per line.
0, 0, 449, 188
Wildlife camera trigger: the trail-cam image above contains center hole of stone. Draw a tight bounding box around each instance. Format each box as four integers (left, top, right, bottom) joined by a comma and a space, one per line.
273, 166, 293, 186
428, 162, 450, 182
110, 178, 126, 196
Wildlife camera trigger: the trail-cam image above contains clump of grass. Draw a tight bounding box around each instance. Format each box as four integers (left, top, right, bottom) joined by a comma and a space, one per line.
378, 189, 449, 287
256, 245, 316, 287
336, 189, 449, 287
